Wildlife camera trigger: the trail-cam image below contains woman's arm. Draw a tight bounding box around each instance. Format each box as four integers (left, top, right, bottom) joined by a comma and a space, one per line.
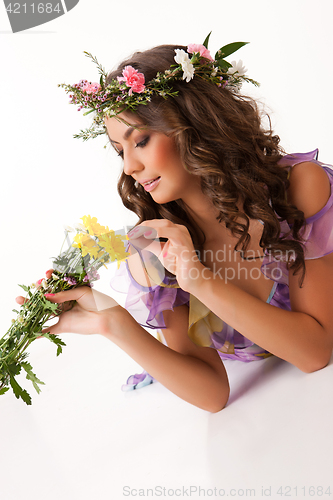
105, 241, 228, 412
189, 253, 333, 373
188, 162, 333, 372
17, 277, 229, 412
103, 303, 229, 413
136, 162, 333, 373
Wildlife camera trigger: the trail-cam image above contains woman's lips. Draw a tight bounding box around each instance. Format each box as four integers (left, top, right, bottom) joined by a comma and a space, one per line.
142, 177, 161, 192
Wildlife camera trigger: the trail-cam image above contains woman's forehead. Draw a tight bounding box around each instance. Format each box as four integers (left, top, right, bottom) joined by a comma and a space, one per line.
105, 114, 145, 142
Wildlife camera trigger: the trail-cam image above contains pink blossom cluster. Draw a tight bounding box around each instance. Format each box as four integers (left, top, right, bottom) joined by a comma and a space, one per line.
81, 81, 101, 94
187, 43, 214, 62
117, 66, 146, 95
69, 79, 111, 112
83, 268, 100, 283
73, 79, 102, 94
63, 276, 77, 286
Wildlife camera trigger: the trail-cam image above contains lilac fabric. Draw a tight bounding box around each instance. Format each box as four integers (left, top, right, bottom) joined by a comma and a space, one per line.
111, 150, 333, 371
111, 254, 189, 329
121, 371, 154, 391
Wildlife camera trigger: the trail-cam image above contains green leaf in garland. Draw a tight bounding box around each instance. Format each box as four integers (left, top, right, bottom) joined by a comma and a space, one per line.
18, 284, 30, 293
0, 387, 10, 395
216, 59, 233, 71
215, 42, 249, 61
203, 31, 212, 49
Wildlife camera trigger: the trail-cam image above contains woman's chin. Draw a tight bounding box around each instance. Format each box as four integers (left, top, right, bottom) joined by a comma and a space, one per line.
149, 193, 175, 205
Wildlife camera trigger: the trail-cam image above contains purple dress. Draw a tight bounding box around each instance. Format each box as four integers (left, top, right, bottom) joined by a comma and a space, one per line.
111, 150, 333, 389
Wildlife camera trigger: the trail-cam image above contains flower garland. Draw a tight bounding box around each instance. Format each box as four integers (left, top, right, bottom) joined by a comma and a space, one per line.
59, 32, 259, 142
0, 216, 129, 405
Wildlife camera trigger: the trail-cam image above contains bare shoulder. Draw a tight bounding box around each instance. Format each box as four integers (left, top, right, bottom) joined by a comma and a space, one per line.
287, 161, 331, 218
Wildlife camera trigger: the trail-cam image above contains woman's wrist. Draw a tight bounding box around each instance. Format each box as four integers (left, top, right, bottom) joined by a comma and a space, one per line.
99, 304, 132, 341
185, 262, 214, 296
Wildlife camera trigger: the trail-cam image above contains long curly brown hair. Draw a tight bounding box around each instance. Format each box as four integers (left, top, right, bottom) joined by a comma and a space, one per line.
106, 45, 306, 283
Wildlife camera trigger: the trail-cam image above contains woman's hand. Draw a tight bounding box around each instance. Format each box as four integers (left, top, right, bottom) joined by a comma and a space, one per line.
15, 269, 121, 337
128, 220, 207, 292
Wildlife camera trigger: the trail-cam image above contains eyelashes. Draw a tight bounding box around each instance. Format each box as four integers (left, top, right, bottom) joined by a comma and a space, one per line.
136, 136, 150, 149
117, 136, 150, 159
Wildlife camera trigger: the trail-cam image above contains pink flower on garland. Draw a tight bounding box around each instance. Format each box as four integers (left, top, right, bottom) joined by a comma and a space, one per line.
187, 43, 214, 62
81, 82, 101, 94
118, 66, 145, 95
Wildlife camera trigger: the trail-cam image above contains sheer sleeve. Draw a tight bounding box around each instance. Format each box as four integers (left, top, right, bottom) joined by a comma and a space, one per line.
110, 240, 189, 330
111, 241, 271, 363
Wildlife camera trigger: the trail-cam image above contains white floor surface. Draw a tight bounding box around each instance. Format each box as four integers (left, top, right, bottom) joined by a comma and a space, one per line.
1, 330, 332, 500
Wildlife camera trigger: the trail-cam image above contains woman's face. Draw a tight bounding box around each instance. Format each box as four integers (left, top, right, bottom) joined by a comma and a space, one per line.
105, 113, 201, 205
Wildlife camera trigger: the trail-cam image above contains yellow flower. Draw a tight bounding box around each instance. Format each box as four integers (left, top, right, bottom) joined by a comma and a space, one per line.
98, 231, 129, 268
81, 215, 109, 236
72, 233, 101, 259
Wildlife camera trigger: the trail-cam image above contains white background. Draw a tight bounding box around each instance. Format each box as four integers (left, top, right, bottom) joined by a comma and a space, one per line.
1, 1, 333, 499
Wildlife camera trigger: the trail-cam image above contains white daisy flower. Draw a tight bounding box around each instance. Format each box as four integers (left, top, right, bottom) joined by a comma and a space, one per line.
182, 62, 195, 82
174, 49, 195, 83
228, 60, 247, 76
41, 279, 48, 290
174, 49, 189, 66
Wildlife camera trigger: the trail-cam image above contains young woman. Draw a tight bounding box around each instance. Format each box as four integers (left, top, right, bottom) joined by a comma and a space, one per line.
17, 41, 333, 412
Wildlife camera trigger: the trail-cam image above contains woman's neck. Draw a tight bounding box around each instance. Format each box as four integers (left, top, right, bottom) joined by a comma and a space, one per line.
181, 184, 264, 252
180, 185, 225, 243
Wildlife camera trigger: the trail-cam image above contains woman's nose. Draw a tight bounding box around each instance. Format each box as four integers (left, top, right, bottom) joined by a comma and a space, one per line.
123, 152, 143, 176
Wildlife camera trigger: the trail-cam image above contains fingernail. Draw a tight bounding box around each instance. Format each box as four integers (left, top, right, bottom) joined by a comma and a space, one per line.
44, 293, 55, 297
163, 249, 168, 258
144, 230, 153, 237
127, 227, 147, 239
127, 227, 139, 237
37, 278, 43, 285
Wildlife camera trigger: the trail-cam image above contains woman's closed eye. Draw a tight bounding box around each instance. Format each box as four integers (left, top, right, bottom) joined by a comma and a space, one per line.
114, 136, 150, 159
111, 143, 123, 158
135, 136, 150, 149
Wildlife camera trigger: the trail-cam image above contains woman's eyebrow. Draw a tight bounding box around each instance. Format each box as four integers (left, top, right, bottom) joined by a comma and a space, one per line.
108, 126, 137, 145
124, 127, 135, 140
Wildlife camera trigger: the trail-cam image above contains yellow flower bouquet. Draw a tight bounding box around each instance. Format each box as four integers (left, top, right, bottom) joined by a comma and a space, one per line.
0, 216, 128, 405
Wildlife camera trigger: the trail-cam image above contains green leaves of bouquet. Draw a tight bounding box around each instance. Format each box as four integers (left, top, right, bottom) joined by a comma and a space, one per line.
0, 216, 129, 405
